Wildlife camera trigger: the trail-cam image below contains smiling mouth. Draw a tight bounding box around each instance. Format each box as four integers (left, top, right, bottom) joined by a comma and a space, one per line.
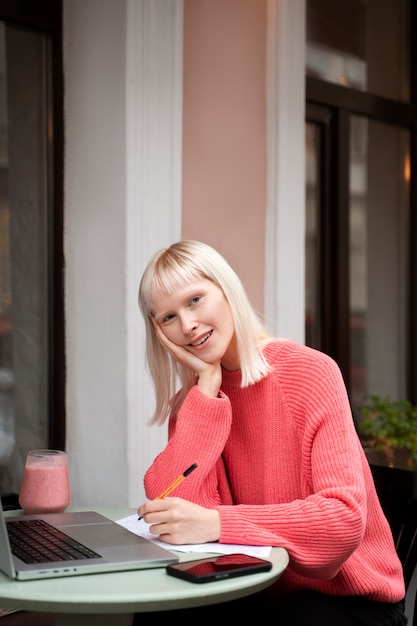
190, 330, 213, 347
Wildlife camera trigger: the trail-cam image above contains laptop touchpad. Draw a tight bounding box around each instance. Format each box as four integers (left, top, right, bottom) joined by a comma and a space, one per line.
66, 523, 144, 548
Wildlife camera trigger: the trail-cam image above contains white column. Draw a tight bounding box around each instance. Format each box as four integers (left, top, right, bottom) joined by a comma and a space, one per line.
265, 0, 306, 342
64, 0, 183, 507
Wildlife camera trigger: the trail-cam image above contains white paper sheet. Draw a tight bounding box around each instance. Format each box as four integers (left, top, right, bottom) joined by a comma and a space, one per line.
116, 514, 271, 558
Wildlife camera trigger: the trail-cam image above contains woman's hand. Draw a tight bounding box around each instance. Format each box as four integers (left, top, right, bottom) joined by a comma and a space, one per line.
137, 497, 221, 545
153, 321, 222, 397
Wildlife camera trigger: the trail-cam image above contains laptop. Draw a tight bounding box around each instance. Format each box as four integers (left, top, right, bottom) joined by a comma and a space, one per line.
0, 502, 178, 581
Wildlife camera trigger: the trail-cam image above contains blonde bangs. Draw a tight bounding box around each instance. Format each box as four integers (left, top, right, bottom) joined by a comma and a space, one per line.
140, 248, 205, 317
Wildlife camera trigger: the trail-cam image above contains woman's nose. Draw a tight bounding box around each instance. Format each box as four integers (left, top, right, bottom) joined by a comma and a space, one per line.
181, 317, 197, 336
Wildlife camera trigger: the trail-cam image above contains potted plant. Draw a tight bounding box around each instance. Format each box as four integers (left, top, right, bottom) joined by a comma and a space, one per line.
357, 395, 417, 470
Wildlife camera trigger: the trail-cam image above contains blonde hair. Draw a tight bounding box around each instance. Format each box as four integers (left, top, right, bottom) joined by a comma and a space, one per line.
138, 241, 271, 424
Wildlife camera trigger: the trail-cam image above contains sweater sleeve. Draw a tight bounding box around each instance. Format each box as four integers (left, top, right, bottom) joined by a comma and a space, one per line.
143, 385, 233, 507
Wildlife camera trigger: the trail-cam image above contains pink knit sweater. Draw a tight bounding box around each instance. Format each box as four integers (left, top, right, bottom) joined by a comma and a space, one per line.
144, 339, 405, 602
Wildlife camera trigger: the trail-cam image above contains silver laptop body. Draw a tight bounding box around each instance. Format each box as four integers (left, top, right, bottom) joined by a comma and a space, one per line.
0, 503, 178, 581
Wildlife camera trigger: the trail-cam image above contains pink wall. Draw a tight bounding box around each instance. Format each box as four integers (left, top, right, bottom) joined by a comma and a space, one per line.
182, 0, 267, 314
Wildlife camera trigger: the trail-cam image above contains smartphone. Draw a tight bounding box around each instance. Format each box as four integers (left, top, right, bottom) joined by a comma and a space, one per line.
166, 553, 272, 583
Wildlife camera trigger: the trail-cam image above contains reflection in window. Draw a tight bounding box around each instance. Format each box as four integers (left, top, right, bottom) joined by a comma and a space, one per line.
306, 0, 410, 102
305, 123, 321, 349
0, 23, 52, 495
0, 24, 13, 467
349, 117, 409, 407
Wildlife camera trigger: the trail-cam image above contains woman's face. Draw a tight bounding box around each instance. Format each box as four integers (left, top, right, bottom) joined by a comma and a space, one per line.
151, 277, 238, 371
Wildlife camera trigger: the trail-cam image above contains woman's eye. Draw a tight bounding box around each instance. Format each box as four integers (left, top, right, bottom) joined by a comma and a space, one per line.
189, 296, 201, 306
161, 313, 175, 324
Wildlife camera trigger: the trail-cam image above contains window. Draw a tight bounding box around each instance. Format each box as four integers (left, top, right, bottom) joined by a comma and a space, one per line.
305, 0, 416, 415
0, 1, 64, 496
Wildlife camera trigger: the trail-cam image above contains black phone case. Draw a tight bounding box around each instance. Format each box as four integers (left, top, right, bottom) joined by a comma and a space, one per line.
166, 553, 272, 583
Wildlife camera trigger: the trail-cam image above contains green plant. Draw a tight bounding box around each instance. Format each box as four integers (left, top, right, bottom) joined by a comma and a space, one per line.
357, 395, 417, 470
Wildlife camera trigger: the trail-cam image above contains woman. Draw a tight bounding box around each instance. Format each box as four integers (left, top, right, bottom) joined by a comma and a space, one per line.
136, 240, 407, 625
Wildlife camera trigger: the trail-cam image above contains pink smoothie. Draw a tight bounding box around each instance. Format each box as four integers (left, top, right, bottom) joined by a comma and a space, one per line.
19, 458, 71, 514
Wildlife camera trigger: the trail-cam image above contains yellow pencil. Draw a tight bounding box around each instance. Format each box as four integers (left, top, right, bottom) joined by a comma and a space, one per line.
157, 463, 198, 499
138, 463, 197, 520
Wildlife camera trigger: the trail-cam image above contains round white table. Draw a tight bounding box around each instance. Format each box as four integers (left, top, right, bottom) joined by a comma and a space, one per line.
0, 507, 289, 626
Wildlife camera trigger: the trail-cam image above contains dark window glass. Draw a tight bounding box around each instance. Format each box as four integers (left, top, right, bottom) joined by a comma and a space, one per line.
349, 117, 409, 407
306, 0, 410, 102
0, 0, 63, 498
305, 122, 321, 349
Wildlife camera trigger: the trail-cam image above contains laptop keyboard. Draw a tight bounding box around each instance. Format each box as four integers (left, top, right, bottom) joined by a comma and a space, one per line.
6, 518, 102, 564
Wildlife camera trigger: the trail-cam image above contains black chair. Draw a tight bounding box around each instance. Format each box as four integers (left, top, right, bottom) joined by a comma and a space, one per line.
0, 611, 55, 625
1, 493, 20, 511
370, 463, 417, 625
